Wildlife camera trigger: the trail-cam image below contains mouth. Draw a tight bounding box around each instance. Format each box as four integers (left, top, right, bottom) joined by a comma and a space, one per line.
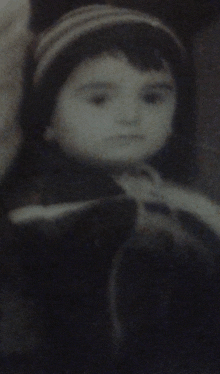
119, 134, 144, 139
108, 135, 145, 146
109, 135, 145, 141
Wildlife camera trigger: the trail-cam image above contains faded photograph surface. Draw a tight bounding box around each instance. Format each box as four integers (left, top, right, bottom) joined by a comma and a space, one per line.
0, 1, 220, 373
0, 0, 31, 180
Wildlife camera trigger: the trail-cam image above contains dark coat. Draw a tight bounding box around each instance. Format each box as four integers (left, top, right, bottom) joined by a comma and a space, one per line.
1, 149, 220, 373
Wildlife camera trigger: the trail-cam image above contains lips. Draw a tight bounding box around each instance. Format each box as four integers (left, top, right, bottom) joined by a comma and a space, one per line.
117, 135, 145, 139
110, 135, 145, 140
106, 135, 145, 147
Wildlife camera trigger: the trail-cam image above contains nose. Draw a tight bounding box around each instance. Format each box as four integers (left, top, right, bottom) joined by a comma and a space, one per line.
117, 96, 140, 126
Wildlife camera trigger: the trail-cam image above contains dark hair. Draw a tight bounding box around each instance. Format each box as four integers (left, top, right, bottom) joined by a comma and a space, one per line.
19, 23, 196, 184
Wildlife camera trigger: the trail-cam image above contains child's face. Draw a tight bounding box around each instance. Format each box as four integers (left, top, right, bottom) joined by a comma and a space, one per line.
47, 53, 177, 167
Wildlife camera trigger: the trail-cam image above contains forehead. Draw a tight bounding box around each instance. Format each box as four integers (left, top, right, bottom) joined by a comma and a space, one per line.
65, 53, 175, 89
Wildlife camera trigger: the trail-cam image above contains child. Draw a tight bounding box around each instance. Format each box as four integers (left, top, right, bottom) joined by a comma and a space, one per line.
1, 4, 220, 373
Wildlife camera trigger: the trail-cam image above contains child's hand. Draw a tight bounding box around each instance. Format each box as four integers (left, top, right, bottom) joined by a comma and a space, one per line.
114, 168, 220, 238
114, 172, 160, 204
162, 183, 220, 237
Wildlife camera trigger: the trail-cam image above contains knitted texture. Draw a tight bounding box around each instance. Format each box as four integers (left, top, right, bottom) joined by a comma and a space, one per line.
33, 4, 185, 86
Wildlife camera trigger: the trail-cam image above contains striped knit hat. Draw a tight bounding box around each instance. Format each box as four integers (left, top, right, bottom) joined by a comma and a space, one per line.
19, 3, 194, 184
33, 4, 186, 87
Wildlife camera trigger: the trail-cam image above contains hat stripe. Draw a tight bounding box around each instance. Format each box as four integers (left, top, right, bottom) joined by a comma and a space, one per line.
36, 5, 179, 60
36, 8, 125, 60
36, 5, 173, 58
34, 5, 185, 86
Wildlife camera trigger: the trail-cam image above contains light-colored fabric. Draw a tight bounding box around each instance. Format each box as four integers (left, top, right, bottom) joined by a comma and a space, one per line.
8, 165, 220, 239
0, 0, 33, 180
115, 166, 220, 237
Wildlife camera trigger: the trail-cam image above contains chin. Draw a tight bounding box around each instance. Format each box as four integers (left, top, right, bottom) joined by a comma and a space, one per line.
92, 158, 147, 175
73, 151, 148, 172
103, 156, 148, 168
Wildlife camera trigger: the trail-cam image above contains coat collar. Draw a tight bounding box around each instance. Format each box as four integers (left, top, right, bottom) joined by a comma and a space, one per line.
7, 160, 220, 250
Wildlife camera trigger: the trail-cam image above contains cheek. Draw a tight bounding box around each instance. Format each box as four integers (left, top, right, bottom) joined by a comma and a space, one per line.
156, 99, 176, 122
141, 104, 175, 155
63, 105, 113, 143
53, 107, 100, 155
143, 104, 174, 134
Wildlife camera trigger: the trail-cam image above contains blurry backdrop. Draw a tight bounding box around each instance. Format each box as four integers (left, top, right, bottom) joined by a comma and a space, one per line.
194, 16, 220, 201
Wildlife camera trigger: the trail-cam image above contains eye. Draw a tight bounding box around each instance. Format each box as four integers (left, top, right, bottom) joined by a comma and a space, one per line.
88, 94, 108, 106
143, 92, 164, 104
